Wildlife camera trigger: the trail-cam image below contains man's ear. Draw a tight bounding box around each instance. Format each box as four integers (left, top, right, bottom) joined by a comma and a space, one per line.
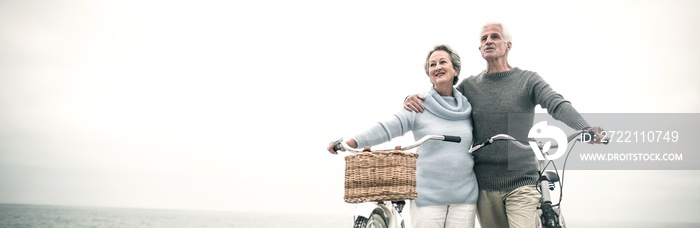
507, 41, 512, 50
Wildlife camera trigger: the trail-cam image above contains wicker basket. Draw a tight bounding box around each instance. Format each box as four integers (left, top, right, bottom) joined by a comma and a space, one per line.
344, 151, 418, 203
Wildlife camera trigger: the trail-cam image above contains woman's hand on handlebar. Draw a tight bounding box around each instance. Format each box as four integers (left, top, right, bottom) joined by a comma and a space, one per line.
404, 94, 426, 112
327, 139, 358, 155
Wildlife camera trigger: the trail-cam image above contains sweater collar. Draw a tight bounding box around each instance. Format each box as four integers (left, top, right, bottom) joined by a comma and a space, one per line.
483, 67, 519, 78
423, 87, 472, 120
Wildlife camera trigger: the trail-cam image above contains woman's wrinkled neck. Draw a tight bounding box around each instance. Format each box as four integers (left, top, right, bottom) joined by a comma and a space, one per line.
434, 84, 453, 97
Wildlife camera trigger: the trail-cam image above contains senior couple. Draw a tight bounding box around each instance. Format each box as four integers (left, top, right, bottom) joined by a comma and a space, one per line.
327, 22, 604, 228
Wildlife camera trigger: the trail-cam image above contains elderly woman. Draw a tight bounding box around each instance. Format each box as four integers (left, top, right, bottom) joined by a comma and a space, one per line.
328, 45, 478, 228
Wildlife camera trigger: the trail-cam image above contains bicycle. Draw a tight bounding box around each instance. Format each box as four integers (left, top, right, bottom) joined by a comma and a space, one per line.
331, 135, 461, 228
468, 129, 607, 228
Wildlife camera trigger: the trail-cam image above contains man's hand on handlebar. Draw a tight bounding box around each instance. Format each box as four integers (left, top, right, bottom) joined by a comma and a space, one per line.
404, 94, 426, 112
586, 126, 606, 144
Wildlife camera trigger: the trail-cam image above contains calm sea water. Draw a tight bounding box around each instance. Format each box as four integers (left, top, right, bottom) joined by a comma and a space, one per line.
0, 204, 352, 228
2, 204, 699, 228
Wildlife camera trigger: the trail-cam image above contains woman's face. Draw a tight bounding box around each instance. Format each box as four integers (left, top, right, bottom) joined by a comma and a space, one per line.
428, 50, 457, 86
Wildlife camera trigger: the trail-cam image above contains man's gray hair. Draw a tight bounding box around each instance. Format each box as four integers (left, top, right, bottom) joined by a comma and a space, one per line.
481, 22, 512, 42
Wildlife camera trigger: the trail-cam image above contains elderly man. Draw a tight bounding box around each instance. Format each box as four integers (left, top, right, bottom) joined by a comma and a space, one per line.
404, 23, 603, 228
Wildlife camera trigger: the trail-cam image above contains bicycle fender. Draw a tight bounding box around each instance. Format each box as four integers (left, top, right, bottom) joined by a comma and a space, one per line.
352, 202, 380, 218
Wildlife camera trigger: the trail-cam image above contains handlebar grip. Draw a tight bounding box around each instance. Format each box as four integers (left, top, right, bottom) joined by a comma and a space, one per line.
333, 143, 341, 152
331, 139, 343, 152
583, 130, 610, 145
601, 134, 610, 145
442, 135, 461, 143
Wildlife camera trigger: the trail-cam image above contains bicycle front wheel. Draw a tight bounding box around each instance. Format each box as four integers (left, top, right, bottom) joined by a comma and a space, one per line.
353, 208, 388, 228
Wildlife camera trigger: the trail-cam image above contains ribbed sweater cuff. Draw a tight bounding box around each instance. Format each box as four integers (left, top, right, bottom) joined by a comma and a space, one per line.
554, 103, 591, 130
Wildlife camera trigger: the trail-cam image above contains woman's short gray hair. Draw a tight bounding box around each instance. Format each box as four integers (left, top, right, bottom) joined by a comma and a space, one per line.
423, 45, 461, 85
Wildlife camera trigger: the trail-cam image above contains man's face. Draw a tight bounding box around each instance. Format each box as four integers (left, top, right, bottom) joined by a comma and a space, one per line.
479, 25, 510, 60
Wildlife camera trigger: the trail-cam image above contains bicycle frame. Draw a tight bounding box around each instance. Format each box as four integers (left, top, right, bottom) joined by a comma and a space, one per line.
332, 135, 461, 228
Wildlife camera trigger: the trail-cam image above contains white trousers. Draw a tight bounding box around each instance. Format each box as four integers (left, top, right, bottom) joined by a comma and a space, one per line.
409, 200, 477, 228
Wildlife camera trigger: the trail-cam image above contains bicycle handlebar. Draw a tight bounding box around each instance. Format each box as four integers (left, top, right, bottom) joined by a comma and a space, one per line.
333, 135, 461, 153
468, 129, 608, 153
467, 129, 607, 228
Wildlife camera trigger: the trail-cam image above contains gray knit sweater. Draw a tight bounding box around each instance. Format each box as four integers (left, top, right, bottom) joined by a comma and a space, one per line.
354, 87, 478, 207
456, 67, 590, 191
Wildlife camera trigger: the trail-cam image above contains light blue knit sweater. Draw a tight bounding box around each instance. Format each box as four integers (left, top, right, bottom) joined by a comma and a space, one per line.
353, 87, 478, 207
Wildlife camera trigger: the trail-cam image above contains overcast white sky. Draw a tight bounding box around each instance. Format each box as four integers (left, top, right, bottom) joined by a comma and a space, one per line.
1, 0, 699, 224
